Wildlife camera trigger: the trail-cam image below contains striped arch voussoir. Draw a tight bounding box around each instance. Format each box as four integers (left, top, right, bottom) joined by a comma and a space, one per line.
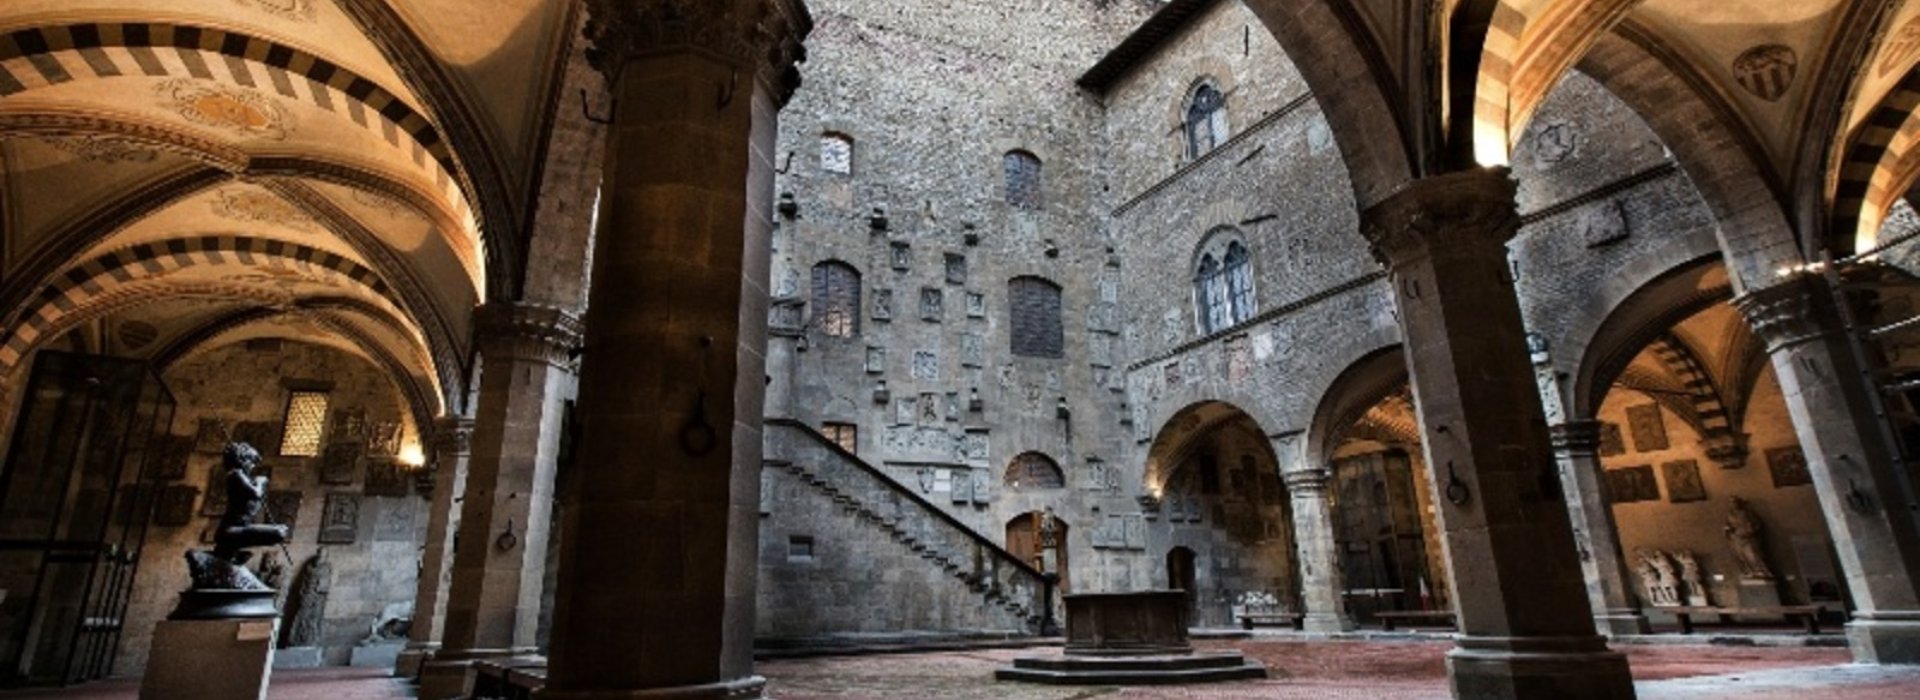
0, 235, 395, 371
1833, 67, 1920, 256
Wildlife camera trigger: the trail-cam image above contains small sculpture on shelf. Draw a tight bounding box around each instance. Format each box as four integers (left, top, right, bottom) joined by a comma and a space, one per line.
171, 442, 291, 619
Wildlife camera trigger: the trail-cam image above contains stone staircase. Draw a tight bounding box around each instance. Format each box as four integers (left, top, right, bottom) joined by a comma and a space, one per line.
763, 419, 1057, 633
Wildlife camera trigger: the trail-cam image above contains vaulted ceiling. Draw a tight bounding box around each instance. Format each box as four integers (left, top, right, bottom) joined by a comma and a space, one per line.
0, 0, 582, 419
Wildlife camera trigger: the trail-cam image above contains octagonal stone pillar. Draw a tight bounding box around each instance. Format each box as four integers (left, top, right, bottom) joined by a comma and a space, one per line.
395, 415, 475, 678
1735, 274, 1920, 663
1548, 420, 1650, 636
1361, 167, 1634, 700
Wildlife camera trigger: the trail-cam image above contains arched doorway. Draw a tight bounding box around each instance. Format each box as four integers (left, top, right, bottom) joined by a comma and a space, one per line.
1167, 546, 1198, 618
1141, 401, 1299, 627
1006, 510, 1069, 592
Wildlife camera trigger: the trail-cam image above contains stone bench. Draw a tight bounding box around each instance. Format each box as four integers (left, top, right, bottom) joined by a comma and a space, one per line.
1236, 612, 1304, 631
1373, 610, 1456, 631
1662, 605, 1826, 635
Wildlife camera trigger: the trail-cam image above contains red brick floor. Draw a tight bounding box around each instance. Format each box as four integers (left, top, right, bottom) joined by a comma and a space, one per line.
1, 641, 1916, 700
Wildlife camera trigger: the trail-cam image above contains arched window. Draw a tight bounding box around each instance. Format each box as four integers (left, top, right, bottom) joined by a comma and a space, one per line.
1008, 276, 1063, 358
1004, 150, 1043, 210
811, 261, 861, 338
1005, 452, 1065, 489
1194, 230, 1255, 334
1185, 82, 1229, 159
821, 132, 853, 175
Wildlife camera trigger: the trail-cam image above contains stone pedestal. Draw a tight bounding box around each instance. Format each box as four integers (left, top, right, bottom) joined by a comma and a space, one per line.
140, 617, 278, 700
1736, 276, 1920, 663
273, 646, 323, 669
538, 3, 811, 699
999, 591, 1265, 684
1361, 168, 1635, 699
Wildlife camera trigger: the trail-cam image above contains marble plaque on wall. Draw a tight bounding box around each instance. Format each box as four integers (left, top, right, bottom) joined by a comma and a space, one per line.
153, 434, 194, 480
1598, 422, 1627, 458
229, 421, 278, 453
318, 493, 360, 544
367, 421, 401, 456
193, 418, 229, 453
1626, 404, 1668, 452
266, 490, 302, 531
1767, 446, 1811, 488
1604, 465, 1660, 504
1662, 459, 1706, 503
321, 441, 362, 485
364, 458, 410, 497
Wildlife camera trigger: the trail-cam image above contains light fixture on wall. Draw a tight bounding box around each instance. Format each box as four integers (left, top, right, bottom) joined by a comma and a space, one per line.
397, 443, 426, 469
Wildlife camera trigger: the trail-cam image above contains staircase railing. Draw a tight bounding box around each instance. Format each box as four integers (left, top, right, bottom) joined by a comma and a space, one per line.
764, 418, 1057, 632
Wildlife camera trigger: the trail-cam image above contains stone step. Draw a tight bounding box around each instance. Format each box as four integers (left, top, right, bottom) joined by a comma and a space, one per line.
994, 652, 1267, 685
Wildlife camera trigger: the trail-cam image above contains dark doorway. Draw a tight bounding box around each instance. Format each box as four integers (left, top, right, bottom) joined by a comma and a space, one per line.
1167, 546, 1197, 620
1331, 449, 1438, 623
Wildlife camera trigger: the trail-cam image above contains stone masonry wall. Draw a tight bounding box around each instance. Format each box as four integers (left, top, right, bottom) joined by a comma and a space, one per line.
118, 340, 425, 672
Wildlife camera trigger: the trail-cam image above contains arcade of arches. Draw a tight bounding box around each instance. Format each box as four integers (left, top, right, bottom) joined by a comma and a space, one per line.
1, 1, 1919, 699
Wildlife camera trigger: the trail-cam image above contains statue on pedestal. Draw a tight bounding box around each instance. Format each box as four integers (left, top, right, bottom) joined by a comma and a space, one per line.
1723, 497, 1775, 580
170, 442, 291, 619
1633, 548, 1680, 607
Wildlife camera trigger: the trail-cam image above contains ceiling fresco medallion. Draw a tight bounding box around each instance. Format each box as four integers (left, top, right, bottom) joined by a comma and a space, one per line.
118, 321, 160, 351
1732, 44, 1797, 103
1882, 17, 1920, 77
36, 134, 160, 164
233, 0, 318, 23
156, 80, 293, 141
212, 188, 317, 232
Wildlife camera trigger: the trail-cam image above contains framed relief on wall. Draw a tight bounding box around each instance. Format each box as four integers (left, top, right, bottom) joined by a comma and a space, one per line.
1662, 459, 1707, 503
1625, 404, 1669, 452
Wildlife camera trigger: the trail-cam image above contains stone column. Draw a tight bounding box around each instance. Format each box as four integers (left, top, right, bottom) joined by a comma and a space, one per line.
419, 303, 580, 699
540, 2, 809, 698
1549, 421, 1651, 636
1361, 167, 1634, 699
395, 416, 474, 678
1735, 275, 1920, 663
1282, 467, 1355, 633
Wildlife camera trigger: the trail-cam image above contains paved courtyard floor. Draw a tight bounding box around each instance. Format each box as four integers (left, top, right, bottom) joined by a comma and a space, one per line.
1, 639, 1916, 699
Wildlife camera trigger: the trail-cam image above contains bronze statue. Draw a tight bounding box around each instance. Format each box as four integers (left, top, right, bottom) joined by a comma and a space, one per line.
183, 442, 291, 592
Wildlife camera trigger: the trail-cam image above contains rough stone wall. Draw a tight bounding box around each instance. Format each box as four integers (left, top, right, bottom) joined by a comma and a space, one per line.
1600, 370, 1833, 609
118, 340, 425, 672
762, 0, 1157, 627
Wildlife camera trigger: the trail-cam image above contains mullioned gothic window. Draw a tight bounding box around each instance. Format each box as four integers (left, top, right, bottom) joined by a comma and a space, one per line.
1009, 276, 1064, 358
1194, 230, 1255, 334
811, 261, 861, 338
1185, 82, 1230, 160
1004, 150, 1043, 210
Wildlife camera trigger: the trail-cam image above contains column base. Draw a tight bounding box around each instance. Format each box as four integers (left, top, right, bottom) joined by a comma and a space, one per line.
1594, 611, 1652, 637
536, 675, 767, 699
1302, 613, 1357, 634
421, 647, 537, 700
394, 642, 440, 679
1447, 635, 1635, 700
1847, 614, 1920, 664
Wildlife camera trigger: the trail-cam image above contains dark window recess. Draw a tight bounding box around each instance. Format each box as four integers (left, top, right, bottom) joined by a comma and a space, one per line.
1004, 150, 1043, 209
788, 536, 815, 561
1009, 276, 1064, 358
811, 261, 862, 338
1005, 452, 1066, 489
1185, 83, 1229, 159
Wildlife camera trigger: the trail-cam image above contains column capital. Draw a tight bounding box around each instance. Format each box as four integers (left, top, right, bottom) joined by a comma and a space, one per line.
1360, 167, 1519, 269
430, 416, 476, 458
584, 0, 814, 105
1548, 420, 1603, 453
1732, 274, 1840, 354
1283, 468, 1331, 496
474, 302, 583, 367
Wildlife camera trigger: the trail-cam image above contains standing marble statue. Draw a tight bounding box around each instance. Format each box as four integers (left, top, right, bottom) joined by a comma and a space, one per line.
1723, 497, 1775, 580
282, 549, 333, 648
1672, 549, 1711, 606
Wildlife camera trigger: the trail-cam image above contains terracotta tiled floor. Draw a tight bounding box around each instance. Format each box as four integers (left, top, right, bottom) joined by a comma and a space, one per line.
2, 641, 1918, 699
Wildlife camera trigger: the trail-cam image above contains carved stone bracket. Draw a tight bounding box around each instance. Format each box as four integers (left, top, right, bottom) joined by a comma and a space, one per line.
474, 302, 583, 367
431, 416, 476, 458
1359, 167, 1521, 270
1548, 420, 1603, 454
584, 0, 813, 106
1732, 274, 1839, 354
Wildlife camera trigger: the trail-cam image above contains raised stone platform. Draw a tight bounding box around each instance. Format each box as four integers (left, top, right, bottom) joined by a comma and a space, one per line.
995, 651, 1267, 684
